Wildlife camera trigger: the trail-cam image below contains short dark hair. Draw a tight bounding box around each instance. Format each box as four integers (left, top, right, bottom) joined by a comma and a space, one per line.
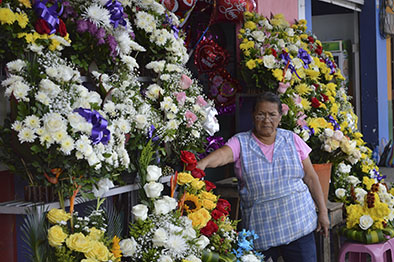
253, 92, 282, 114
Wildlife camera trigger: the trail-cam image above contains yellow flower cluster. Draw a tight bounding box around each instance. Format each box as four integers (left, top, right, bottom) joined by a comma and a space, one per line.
0, 8, 28, 28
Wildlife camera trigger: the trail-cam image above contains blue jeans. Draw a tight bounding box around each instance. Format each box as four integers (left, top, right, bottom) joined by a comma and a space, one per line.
262, 232, 317, 262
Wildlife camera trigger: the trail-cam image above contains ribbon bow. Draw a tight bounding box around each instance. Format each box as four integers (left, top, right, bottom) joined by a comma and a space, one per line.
104, 0, 127, 28
75, 108, 111, 145
33, 0, 64, 35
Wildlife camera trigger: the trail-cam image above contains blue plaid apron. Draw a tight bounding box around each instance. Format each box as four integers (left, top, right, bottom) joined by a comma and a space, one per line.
236, 129, 317, 251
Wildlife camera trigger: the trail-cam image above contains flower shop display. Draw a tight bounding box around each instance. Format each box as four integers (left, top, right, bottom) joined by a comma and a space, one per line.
238, 11, 378, 199
0, 0, 220, 204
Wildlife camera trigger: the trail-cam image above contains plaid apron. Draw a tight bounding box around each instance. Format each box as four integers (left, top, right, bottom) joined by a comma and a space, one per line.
236, 129, 317, 251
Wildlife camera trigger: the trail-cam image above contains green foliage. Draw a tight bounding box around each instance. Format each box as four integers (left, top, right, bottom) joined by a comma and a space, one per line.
141, 248, 160, 262
54, 246, 76, 262
21, 208, 54, 262
129, 218, 155, 240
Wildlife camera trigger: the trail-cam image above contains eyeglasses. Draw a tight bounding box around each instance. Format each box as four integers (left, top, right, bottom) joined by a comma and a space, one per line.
254, 113, 280, 121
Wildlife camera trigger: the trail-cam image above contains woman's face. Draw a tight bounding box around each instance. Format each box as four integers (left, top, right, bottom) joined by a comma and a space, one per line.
253, 101, 282, 138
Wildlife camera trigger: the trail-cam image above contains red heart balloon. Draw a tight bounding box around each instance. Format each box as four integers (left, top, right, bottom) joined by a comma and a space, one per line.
194, 39, 229, 73
161, 0, 179, 12
214, 0, 247, 24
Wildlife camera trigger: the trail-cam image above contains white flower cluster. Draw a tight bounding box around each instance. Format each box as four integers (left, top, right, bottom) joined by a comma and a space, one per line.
120, 165, 206, 261
5, 55, 130, 173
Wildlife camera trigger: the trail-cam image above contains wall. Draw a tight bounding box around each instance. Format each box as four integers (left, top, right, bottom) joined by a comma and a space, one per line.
256, 0, 299, 22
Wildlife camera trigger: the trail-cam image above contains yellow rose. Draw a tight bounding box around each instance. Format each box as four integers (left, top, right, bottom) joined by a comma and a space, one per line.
47, 208, 71, 224
177, 172, 194, 185
191, 179, 205, 190
88, 227, 104, 241
188, 208, 211, 229
199, 191, 217, 201
48, 225, 67, 247
201, 199, 216, 210
66, 233, 92, 253
84, 241, 110, 261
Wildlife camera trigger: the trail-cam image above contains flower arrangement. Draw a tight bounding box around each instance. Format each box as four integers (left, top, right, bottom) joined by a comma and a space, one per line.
238, 11, 378, 199
21, 199, 124, 262
334, 173, 394, 243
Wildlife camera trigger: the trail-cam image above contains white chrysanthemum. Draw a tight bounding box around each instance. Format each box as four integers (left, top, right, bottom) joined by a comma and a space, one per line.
114, 29, 132, 55
7, 81, 30, 101
39, 79, 61, 98
43, 113, 66, 133
160, 74, 170, 81
146, 60, 166, 73
18, 127, 36, 143
241, 254, 260, 262
121, 55, 139, 71
11, 120, 23, 131
83, 4, 111, 27
165, 234, 187, 255
52, 130, 68, 142
1, 74, 23, 88
75, 137, 93, 156
135, 11, 156, 33
146, 84, 162, 100
24, 115, 41, 129
166, 119, 178, 130
60, 136, 75, 155
39, 131, 54, 146
29, 43, 44, 54
160, 97, 173, 111
6, 59, 26, 72
116, 118, 131, 133
129, 39, 146, 52
135, 114, 147, 129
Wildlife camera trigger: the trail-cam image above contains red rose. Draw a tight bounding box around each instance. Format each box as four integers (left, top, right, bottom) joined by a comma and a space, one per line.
204, 180, 216, 191
271, 48, 277, 58
321, 94, 329, 102
200, 220, 219, 237
308, 36, 315, 43
211, 209, 226, 220
311, 97, 321, 108
57, 19, 67, 37
216, 198, 231, 214
35, 18, 51, 35
315, 45, 323, 55
191, 168, 205, 179
180, 151, 197, 170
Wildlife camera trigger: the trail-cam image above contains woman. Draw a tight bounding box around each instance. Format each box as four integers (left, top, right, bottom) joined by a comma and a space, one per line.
197, 92, 329, 262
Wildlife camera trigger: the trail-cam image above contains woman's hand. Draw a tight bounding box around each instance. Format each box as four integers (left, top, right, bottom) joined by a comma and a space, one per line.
317, 211, 330, 238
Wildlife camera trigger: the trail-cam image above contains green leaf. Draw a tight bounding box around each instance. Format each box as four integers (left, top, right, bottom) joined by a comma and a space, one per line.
30, 145, 41, 154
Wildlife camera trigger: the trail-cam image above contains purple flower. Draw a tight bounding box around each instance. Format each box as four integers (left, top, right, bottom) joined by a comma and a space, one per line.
297, 48, 312, 68
97, 38, 106, 45
96, 27, 106, 39
106, 35, 118, 59
76, 20, 88, 33
88, 21, 98, 35
61, 1, 77, 19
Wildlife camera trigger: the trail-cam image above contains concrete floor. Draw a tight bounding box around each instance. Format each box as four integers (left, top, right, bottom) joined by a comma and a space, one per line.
379, 167, 394, 185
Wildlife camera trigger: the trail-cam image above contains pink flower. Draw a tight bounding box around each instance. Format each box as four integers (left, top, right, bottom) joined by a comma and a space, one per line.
196, 96, 208, 107
278, 82, 290, 94
185, 110, 197, 127
293, 94, 302, 105
281, 103, 289, 115
296, 113, 307, 127
175, 92, 186, 105
180, 74, 192, 90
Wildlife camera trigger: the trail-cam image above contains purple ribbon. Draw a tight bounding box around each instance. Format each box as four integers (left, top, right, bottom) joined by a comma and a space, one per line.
328, 115, 341, 131
75, 108, 111, 145
372, 168, 386, 182
165, 13, 179, 39
280, 52, 301, 80
199, 136, 225, 159
325, 58, 335, 74
33, 0, 64, 35
104, 0, 126, 28
297, 48, 312, 69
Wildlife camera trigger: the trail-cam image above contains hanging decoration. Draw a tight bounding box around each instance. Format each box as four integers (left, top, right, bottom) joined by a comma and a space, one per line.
208, 68, 241, 114
194, 39, 229, 73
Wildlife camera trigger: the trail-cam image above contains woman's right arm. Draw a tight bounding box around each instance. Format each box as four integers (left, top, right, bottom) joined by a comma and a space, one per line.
196, 145, 234, 170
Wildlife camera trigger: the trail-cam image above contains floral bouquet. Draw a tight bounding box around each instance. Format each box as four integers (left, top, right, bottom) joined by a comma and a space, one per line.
238, 11, 379, 200
21, 199, 124, 262
336, 174, 394, 243
175, 150, 264, 262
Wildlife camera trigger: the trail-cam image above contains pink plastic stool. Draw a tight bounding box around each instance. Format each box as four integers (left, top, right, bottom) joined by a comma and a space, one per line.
338, 241, 394, 262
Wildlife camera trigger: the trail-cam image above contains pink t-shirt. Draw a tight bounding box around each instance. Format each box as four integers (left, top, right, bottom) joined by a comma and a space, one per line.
225, 132, 311, 179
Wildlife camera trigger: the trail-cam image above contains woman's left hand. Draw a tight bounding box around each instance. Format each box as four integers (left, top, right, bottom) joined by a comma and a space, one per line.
317, 211, 330, 238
